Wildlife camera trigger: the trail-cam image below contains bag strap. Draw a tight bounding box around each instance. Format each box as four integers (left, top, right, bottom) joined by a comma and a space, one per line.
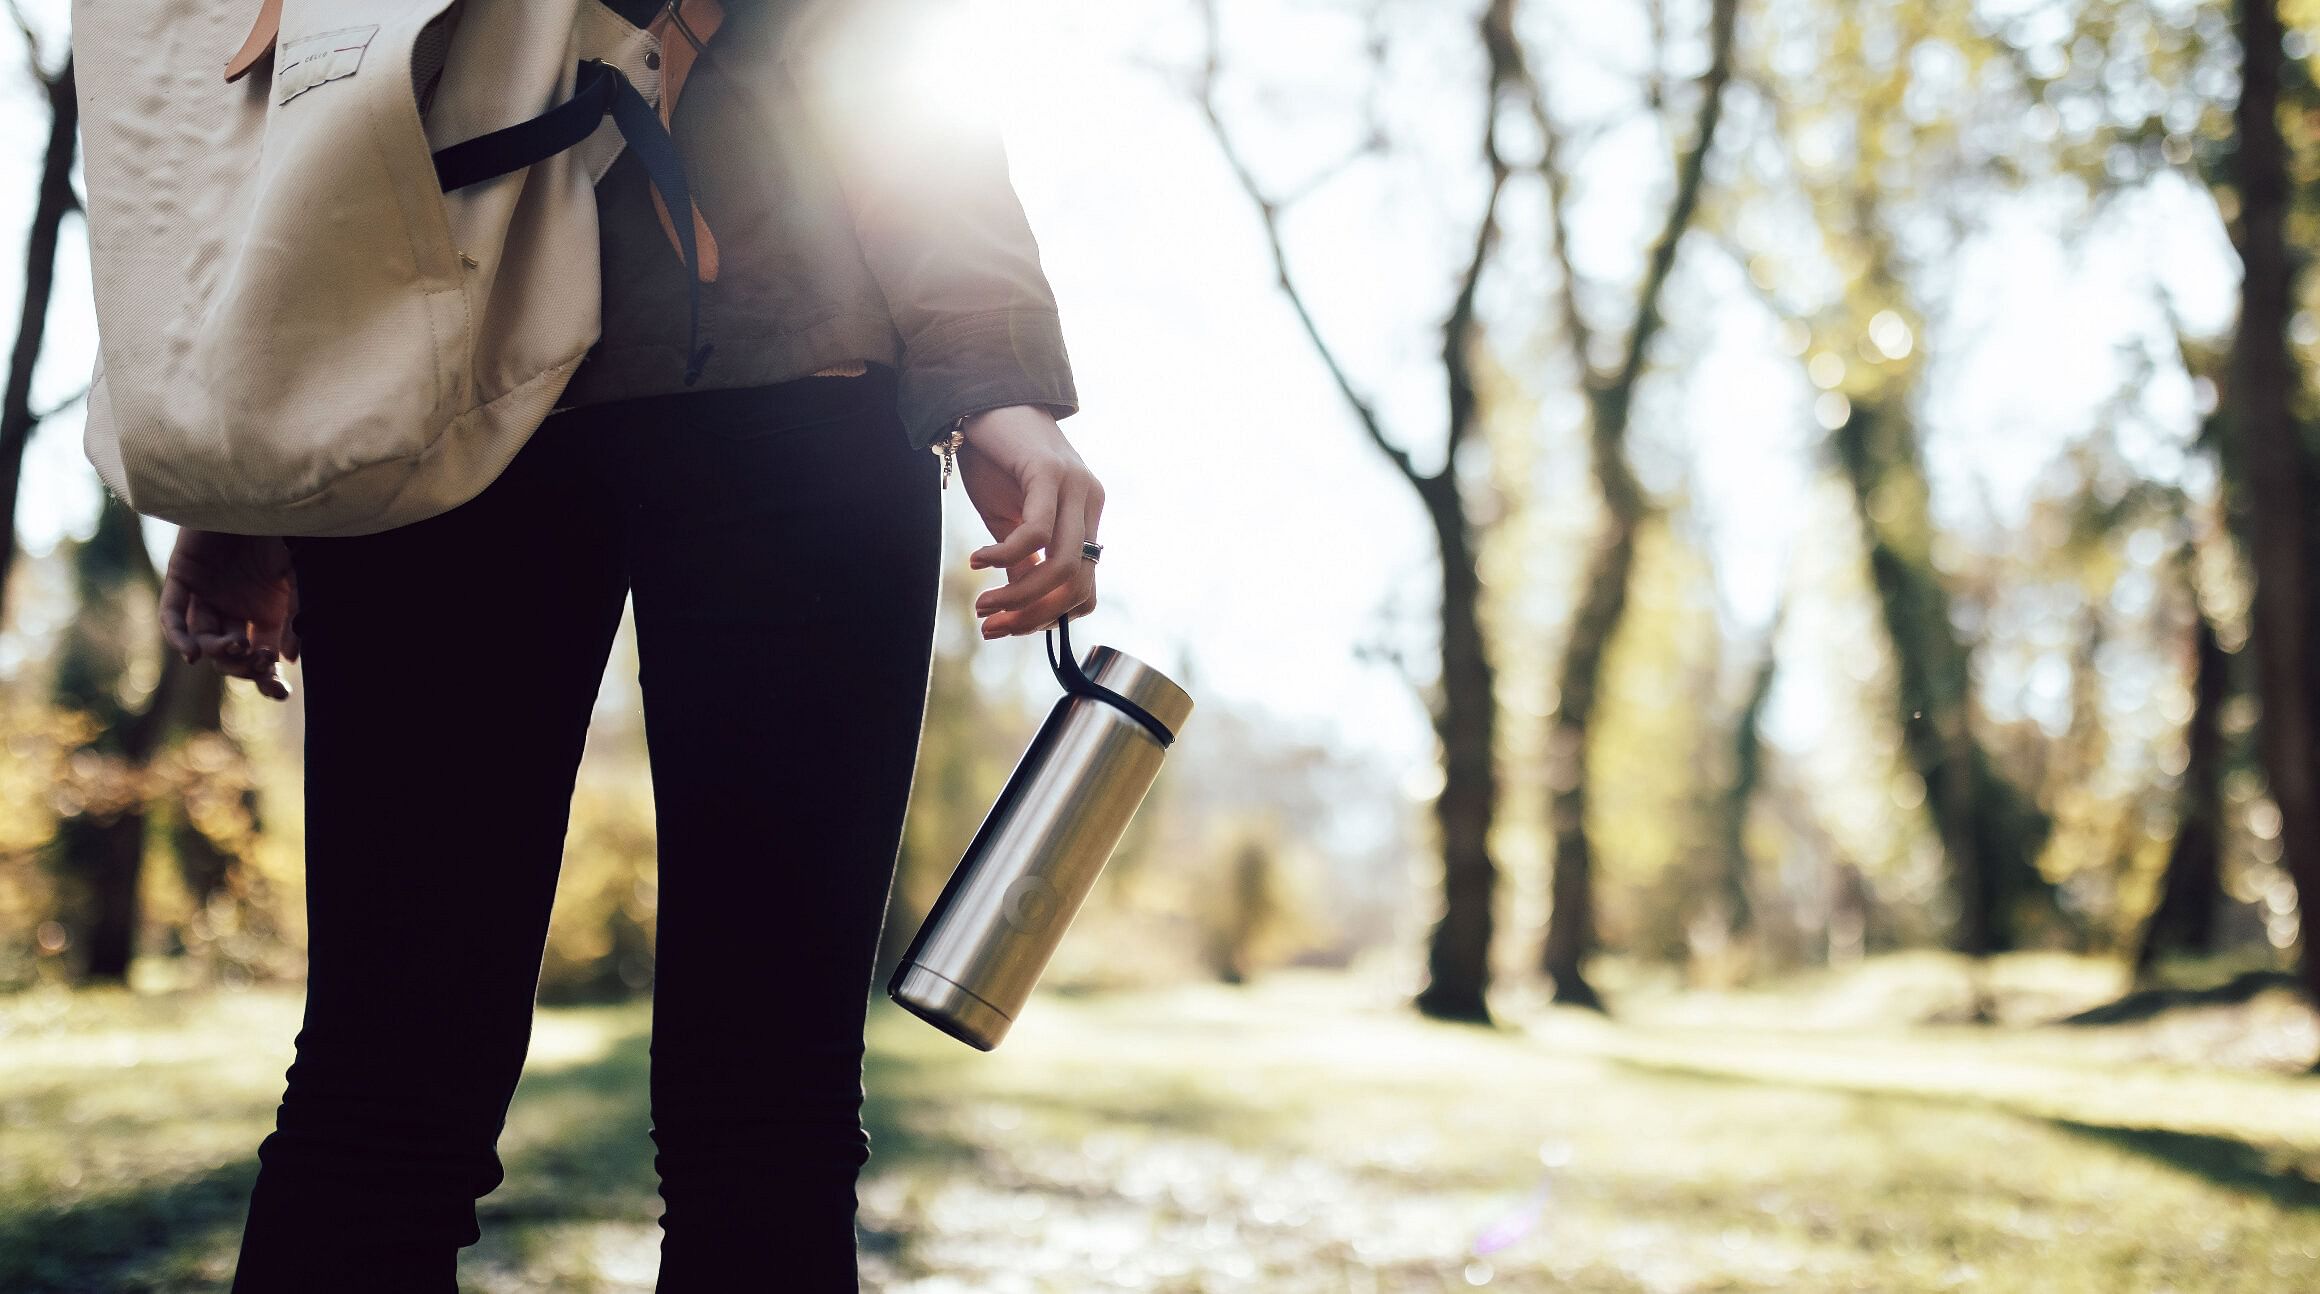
224, 0, 282, 83
430, 60, 623, 190
432, 59, 715, 384
645, 0, 726, 282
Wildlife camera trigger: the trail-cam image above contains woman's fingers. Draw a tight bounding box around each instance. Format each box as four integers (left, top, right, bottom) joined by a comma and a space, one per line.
186, 595, 233, 660
158, 531, 297, 698
159, 580, 199, 663
279, 580, 302, 662
974, 479, 1088, 619
242, 622, 293, 701
1066, 481, 1102, 622
194, 620, 251, 665
969, 470, 1057, 571
979, 545, 1099, 639
186, 593, 285, 696
1080, 479, 1103, 604
249, 649, 290, 700
974, 469, 1104, 639
940, 405, 1104, 640
983, 580, 1096, 638
975, 559, 1035, 638
216, 640, 288, 699
248, 607, 294, 662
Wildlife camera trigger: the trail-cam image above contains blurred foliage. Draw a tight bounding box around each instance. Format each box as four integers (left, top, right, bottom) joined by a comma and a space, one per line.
2, 0, 2319, 1021
10, 0, 2320, 1285
1587, 513, 1725, 961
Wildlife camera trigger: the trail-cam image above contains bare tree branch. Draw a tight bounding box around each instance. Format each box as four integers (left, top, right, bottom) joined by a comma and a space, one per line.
1527, 1, 1666, 88
1194, 0, 1422, 485
0, 54, 78, 615
1529, 0, 1741, 402
38, 381, 91, 423
1532, 88, 1599, 382
1703, 232, 1808, 336
1443, 0, 1519, 465
1273, 140, 1381, 209
1490, 3, 1604, 385
1, 0, 41, 79
1645, 0, 1669, 111
1610, 0, 1741, 405
1439, 173, 1508, 464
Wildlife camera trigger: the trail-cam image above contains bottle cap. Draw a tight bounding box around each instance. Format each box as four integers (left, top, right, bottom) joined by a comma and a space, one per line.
1082, 645, 1194, 738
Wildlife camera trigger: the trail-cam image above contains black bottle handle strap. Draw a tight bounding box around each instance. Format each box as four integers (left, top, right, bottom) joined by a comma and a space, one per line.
431, 59, 713, 384
1045, 612, 1176, 748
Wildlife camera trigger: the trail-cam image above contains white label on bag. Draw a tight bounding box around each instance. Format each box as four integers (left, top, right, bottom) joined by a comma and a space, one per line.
277, 27, 380, 106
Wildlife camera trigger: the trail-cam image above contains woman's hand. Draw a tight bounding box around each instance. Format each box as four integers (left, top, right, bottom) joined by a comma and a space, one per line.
158, 529, 299, 701
953, 405, 1102, 639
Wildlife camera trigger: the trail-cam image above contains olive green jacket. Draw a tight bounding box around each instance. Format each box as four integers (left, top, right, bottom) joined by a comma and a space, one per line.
560, 0, 1079, 450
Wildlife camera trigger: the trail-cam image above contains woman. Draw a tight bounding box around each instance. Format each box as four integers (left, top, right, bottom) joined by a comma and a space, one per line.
155, 1, 1101, 1288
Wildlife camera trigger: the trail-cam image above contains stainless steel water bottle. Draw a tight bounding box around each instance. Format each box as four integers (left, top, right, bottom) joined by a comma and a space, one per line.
889, 614, 1193, 1050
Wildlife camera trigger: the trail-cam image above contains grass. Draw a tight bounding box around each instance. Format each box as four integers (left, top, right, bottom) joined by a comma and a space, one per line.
3, 957, 2319, 1292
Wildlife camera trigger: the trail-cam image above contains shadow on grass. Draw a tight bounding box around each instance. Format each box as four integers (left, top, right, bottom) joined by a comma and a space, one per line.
862, 1045, 984, 1173
479, 1013, 988, 1282
2, 1014, 982, 1293
2044, 1121, 2320, 1212
483, 1007, 1010, 1285
2058, 971, 2307, 1027
484, 1023, 661, 1227
0, 1158, 258, 1293
1603, 1052, 2320, 1213
485, 1019, 982, 1209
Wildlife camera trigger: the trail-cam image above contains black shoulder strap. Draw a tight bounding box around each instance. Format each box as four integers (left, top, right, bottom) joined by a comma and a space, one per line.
429, 59, 714, 384
430, 60, 619, 191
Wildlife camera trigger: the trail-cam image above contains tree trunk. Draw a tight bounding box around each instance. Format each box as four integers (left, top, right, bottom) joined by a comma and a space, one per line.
1196, 0, 1510, 1025
1541, 506, 1637, 1011
2135, 605, 2228, 978
1416, 475, 1499, 1023
0, 56, 78, 616
1532, 0, 1737, 1011
55, 812, 145, 981
52, 495, 174, 984
166, 667, 248, 909
2224, 0, 2320, 1004
1832, 402, 2054, 958
1712, 645, 1778, 941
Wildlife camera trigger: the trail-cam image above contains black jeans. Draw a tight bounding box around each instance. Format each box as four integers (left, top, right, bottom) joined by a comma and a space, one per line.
231, 369, 942, 1292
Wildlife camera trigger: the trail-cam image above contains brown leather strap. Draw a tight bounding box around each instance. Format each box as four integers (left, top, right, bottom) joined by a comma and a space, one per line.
646, 0, 724, 283
224, 0, 282, 84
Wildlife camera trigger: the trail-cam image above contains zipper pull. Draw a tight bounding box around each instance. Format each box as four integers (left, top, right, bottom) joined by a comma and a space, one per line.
939, 416, 967, 490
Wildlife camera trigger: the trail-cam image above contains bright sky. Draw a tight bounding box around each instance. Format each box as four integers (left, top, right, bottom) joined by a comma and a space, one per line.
0, 0, 2243, 781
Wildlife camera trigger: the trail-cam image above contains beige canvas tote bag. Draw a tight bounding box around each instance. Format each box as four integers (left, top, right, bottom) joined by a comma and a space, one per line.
74, 0, 671, 537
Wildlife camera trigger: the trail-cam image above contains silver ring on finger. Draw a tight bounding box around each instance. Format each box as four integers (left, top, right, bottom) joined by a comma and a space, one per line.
1080, 540, 1103, 564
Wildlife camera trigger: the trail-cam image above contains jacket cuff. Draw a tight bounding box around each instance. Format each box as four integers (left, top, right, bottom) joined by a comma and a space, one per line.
896, 308, 1079, 451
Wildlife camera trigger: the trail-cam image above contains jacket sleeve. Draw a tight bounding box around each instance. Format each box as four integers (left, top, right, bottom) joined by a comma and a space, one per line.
775, 0, 1079, 451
